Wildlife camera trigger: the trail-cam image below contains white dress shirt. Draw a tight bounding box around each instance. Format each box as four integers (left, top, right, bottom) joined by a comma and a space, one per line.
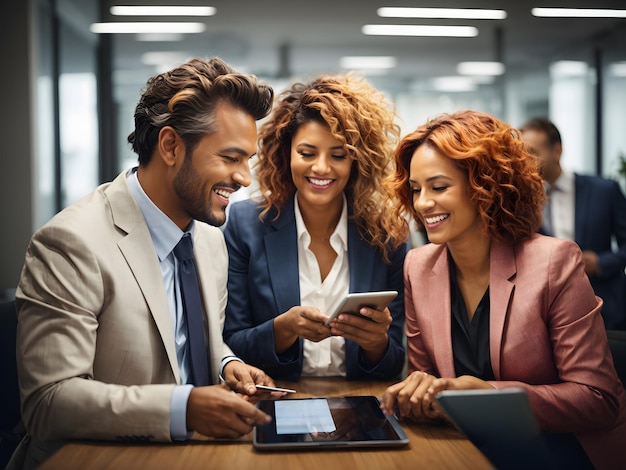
549, 170, 575, 241
294, 193, 349, 377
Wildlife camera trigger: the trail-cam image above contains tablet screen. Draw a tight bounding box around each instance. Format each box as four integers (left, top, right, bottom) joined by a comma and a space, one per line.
254, 396, 409, 450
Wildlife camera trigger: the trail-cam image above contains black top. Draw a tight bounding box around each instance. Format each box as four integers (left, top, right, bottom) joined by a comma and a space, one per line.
449, 254, 495, 381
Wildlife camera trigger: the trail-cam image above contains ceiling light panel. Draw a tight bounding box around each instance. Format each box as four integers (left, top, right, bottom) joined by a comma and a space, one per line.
378, 7, 506, 20
457, 61, 505, 76
610, 62, 626, 77
339, 56, 397, 69
110, 6, 216, 16
550, 60, 589, 78
90, 22, 206, 34
532, 8, 626, 18
142, 51, 192, 66
431, 76, 477, 92
362, 25, 478, 37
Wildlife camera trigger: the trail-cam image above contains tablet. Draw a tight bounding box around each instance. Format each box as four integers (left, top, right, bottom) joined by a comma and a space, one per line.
253, 396, 409, 450
435, 388, 553, 469
324, 291, 398, 326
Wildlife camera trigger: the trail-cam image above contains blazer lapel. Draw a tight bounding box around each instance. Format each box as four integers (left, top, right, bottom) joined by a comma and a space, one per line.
105, 172, 180, 382
264, 199, 301, 314
489, 241, 516, 379
348, 220, 374, 292
427, 247, 456, 377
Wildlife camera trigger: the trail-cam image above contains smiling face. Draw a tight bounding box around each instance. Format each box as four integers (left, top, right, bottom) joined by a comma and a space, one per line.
409, 144, 483, 246
290, 120, 353, 214
173, 101, 256, 227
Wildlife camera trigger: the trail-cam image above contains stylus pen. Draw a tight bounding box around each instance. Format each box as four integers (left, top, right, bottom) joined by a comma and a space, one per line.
256, 384, 297, 394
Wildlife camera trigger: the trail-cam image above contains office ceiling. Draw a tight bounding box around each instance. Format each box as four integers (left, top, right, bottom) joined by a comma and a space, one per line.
93, 0, 626, 94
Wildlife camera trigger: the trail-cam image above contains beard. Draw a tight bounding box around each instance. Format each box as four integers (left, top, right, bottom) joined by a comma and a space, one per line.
173, 153, 226, 227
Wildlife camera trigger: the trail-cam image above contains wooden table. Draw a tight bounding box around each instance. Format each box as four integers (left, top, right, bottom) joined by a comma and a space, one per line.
38, 378, 494, 470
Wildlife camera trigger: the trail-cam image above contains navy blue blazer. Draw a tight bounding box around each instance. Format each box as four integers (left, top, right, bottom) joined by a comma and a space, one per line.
542, 174, 626, 328
223, 197, 407, 381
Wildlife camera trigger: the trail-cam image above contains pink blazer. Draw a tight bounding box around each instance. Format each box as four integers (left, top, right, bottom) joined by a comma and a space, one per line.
404, 234, 626, 470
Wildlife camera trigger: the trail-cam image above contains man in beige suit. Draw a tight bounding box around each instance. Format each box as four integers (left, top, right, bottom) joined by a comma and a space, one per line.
10, 58, 278, 470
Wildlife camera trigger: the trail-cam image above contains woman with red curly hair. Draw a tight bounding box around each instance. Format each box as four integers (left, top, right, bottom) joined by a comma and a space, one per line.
380, 110, 626, 469
223, 74, 408, 381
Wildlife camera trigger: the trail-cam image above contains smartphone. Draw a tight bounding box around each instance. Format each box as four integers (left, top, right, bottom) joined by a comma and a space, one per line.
256, 384, 296, 394
324, 291, 398, 326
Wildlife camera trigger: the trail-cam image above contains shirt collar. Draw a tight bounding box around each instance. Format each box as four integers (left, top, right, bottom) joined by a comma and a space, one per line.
294, 192, 348, 252
126, 167, 193, 262
549, 169, 574, 193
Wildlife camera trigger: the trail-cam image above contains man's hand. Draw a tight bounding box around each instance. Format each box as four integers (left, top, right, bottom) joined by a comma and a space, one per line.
221, 360, 285, 400
186, 384, 271, 438
582, 250, 601, 277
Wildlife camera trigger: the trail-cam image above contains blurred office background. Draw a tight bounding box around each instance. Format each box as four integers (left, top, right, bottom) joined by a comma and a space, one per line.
1, 0, 625, 299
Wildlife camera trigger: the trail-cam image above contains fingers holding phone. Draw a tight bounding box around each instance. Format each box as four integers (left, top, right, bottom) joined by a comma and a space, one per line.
329, 306, 392, 353
325, 292, 397, 365
325, 291, 395, 340
324, 291, 397, 326
273, 306, 333, 354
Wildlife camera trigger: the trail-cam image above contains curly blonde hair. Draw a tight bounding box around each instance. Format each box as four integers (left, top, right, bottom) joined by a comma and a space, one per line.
386, 110, 545, 243
255, 73, 408, 260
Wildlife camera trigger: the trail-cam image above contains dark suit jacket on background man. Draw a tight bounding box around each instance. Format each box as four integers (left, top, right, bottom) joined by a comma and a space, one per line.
564, 173, 626, 329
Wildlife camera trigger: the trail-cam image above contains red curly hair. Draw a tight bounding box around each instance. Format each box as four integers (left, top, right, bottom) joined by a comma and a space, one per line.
386, 110, 545, 243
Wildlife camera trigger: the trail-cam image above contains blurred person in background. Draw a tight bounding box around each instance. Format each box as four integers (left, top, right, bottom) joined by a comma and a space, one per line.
521, 117, 626, 330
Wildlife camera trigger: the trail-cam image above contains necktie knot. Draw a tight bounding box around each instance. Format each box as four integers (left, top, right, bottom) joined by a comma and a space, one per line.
173, 234, 194, 263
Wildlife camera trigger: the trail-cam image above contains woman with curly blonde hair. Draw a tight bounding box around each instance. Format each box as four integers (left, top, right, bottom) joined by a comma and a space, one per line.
381, 110, 626, 469
223, 74, 408, 381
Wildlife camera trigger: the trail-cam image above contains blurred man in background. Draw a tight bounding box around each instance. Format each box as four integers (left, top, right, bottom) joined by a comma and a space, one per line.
521, 117, 626, 329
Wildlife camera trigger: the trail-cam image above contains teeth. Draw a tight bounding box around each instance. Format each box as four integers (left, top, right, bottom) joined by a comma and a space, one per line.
214, 188, 231, 199
425, 214, 448, 224
309, 178, 333, 186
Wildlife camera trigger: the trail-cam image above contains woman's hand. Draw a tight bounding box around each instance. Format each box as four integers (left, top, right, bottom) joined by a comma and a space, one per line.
273, 306, 332, 353
380, 370, 439, 421
327, 306, 392, 364
382, 373, 495, 422
420, 375, 496, 420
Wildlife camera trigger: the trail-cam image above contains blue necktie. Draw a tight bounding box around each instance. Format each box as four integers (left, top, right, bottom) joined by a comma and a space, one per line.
173, 233, 211, 386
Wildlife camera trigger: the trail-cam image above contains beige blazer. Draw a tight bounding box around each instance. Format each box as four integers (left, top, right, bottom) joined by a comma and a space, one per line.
14, 171, 234, 465
404, 235, 626, 470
